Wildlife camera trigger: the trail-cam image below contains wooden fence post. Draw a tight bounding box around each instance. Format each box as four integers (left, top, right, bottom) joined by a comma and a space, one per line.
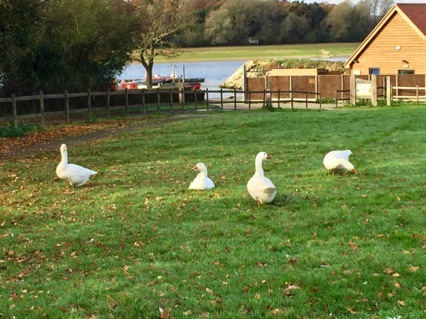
386, 76, 391, 106
305, 90, 308, 108
180, 87, 184, 111
371, 75, 377, 106
106, 89, 111, 118
220, 88, 223, 110
335, 90, 338, 108
416, 85, 419, 103
65, 90, 70, 123
87, 89, 92, 118
39, 91, 45, 127
350, 75, 356, 105
12, 94, 17, 128
194, 89, 198, 111
142, 90, 146, 114
169, 88, 173, 110
233, 88, 237, 110
206, 89, 209, 111
125, 88, 129, 116
242, 65, 248, 102
157, 88, 160, 111
277, 89, 281, 108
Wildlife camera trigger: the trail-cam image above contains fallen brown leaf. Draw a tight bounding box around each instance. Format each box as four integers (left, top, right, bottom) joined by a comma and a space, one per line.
397, 300, 406, 306
408, 266, 419, 272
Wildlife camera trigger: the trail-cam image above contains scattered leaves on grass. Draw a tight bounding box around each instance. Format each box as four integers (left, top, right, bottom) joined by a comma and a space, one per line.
383, 267, 395, 274
408, 265, 419, 272
347, 307, 357, 314
397, 300, 406, 306
0, 122, 117, 159
348, 240, 358, 250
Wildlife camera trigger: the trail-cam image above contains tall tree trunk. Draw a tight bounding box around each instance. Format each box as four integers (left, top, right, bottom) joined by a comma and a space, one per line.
145, 63, 153, 88
140, 52, 154, 88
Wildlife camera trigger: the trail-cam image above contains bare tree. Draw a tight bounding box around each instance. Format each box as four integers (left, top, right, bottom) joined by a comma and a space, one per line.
378, 0, 394, 17
366, 0, 394, 24
132, 0, 195, 88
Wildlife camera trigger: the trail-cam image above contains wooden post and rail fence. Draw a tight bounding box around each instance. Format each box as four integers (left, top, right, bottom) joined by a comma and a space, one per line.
1, 78, 425, 128
0, 88, 324, 127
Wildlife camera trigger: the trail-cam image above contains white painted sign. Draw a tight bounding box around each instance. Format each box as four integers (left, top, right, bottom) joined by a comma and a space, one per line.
356, 79, 372, 98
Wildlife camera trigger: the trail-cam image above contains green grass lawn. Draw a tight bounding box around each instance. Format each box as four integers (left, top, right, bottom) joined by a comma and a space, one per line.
153, 43, 359, 62
1, 105, 425, 318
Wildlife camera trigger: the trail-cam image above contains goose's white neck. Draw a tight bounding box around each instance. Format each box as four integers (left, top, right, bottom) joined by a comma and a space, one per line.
255, 157, 265, 176
60, 149, 68, 166
198, 170, 208, 178
336, 158, 352, 170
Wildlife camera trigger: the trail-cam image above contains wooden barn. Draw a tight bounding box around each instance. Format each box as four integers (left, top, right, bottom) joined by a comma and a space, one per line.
344, 3, 426, 76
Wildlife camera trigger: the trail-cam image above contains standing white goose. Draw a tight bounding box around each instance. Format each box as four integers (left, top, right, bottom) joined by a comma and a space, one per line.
56, 144, 97, 188
323, 150, 357, 174
247, 152, 276, 207
189, 162, 215, 190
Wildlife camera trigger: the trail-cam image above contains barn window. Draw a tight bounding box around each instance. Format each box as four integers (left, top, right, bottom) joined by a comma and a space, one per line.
398, 69, 414, 74
369, 68, 380, 75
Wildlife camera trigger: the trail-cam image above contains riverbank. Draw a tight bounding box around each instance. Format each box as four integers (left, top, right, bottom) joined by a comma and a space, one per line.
221, 58, 346, 89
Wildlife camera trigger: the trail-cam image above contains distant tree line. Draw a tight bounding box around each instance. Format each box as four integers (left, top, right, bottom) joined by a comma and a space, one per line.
0, 0, 393, 96
184, 0, 394, 46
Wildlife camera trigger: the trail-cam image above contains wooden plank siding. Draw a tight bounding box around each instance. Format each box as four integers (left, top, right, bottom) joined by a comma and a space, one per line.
345, 4, 426, 76
351, 14, 426, 75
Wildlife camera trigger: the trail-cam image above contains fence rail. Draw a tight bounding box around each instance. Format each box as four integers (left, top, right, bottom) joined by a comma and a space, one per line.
392, 85, 426, 102
0, 88, 323, 127
335, 89, 350, 107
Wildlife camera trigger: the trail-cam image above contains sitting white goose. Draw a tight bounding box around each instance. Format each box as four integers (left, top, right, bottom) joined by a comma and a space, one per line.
323, 150, 357, 174
56, 144, 97, 188
247, 152, 276, 207
189, 162, 215, 190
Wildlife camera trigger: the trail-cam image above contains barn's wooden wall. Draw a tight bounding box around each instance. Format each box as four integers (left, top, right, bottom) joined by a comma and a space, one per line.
347, 13, 426, 75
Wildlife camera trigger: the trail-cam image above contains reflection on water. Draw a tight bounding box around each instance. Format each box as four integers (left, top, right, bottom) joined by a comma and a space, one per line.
119, 60, 248, 91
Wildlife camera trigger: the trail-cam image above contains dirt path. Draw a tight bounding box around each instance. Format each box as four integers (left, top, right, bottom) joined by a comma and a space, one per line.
0, 103, 336, 162
0, 113, 206, 162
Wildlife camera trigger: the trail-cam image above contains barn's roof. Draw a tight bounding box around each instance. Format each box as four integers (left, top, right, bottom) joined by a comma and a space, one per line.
397, 3, 426, 37
344, 3, 426, 68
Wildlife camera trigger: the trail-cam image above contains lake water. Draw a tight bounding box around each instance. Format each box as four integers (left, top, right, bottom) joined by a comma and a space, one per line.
118, 57, 348, 91
118, 60, 248, 91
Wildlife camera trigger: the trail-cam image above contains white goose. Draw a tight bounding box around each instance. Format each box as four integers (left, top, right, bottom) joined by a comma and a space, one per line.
247, 152, 276, 207
56, 144, 97, 188
323, 150, 357, 174
189, 163, 215, 190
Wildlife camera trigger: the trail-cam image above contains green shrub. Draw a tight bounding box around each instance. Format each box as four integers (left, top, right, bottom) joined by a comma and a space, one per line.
262, 102, 275, 111
0, 122, 42, 138
317, 97, 335, 104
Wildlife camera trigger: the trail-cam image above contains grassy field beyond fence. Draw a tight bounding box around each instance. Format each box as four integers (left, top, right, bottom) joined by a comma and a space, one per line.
150, 42, 359, 62
0, 105, 425, 318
